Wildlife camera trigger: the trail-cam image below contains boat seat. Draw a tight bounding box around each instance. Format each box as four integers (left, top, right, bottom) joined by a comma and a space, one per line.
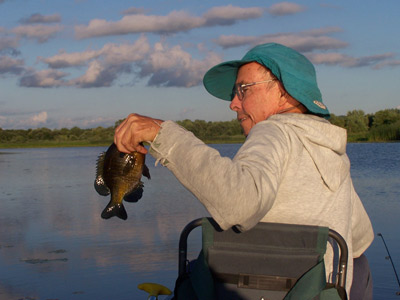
174, 217, 348, 300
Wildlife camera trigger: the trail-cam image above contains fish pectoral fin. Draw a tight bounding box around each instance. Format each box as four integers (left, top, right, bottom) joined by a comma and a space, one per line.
124, 185, 144, 203
94, 177, 110, 196
142, 164, 151, 180
101, 202, 128, 220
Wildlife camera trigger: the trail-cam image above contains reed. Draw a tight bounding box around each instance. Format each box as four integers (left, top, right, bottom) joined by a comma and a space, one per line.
368, 122, 400, 142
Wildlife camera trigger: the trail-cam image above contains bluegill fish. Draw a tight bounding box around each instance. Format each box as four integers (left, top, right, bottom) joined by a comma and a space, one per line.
94, 143, 150, 220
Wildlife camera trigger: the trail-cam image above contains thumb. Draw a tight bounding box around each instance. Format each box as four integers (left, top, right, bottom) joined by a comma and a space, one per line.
136, 143, 148, 155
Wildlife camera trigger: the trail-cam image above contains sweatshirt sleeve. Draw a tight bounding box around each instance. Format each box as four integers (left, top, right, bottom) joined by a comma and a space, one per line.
149, 120, 290, 231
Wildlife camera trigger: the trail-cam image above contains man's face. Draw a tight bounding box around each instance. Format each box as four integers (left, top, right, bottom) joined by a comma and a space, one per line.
230, 62, 281, 136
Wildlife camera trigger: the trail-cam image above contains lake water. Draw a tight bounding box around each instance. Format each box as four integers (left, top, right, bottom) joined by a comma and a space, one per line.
0, 143, 399, 300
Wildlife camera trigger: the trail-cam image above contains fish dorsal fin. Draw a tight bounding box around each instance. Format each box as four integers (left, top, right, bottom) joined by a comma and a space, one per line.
94, 152, 110, 196
97, 152, 106, 170
142, 164, 151, 179
96, 152, 106, 178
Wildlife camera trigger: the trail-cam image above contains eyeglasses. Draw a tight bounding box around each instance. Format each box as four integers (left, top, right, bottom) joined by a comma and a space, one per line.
232, 79, 276, 101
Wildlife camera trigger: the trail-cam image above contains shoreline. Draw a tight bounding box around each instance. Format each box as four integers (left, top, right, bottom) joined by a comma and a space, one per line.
1, 139, 398, 150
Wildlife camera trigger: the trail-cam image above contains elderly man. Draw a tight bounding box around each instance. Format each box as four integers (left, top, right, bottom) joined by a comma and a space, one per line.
114, 43, 374, 299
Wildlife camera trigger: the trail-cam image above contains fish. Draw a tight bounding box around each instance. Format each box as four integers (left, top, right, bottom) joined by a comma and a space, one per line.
94, 143, 150, 220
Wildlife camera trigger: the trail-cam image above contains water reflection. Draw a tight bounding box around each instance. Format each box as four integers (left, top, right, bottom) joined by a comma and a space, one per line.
0, 143, 399, 299
0, 147, 207, 300
347, 143, 400, 299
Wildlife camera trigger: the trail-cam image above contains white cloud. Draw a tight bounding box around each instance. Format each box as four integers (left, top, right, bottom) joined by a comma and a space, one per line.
203, 5, 264, 26
0, 35, 19, 52
63, 116, 118, 129
10, 3, 398, 92
140, 42, 221, 87
70, 60, 131, 87
41, 35, 150, 68
101, 35, 150, 65
0, 55, 25, 74
257, 35, 348, 52
306, 52, 350, 65
19, 69, 69, 87
12, 24, 63, 43
121, 7, 147, 15
34, 35, 151, 88
213, 35, 259, 49
75, 11, 204, 39
214, 28, 348, 51
20, 13, 61, 24
0, 110, 117, 129
268, 2, 306, 16
213, 29, 400, 70
32, 111, 48, 124
29, 36, 222, 88
0, 111, 49, 129
306, 52, 397, 68
74, 60, 103, 85
372, 60, 400, 70
75, 6, 264, 39
40, 49, 101, 68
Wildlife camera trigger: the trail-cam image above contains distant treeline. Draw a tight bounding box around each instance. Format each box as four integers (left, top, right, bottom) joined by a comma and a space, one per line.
0, 109, 399, 147
329, 108, 400, 142
0, 126, 116, 148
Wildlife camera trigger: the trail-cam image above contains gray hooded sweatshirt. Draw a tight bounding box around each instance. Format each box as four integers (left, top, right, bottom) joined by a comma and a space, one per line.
149, 113, 374, 295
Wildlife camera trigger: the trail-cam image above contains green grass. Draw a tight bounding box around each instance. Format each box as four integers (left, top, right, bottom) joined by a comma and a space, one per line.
347, 133, 369, 142
2, 131, 398, 149
202, 135, 246, 144
0, 135, 247, 148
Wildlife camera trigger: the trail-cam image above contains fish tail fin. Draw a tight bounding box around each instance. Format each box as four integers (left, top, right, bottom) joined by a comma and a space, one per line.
101, 202, 128, 220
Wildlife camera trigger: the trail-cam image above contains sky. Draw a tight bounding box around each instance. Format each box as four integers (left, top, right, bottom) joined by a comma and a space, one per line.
1, 0, 400, 129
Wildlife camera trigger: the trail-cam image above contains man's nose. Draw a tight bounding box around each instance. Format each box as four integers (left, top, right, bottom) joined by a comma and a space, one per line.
230, 96, 240, 111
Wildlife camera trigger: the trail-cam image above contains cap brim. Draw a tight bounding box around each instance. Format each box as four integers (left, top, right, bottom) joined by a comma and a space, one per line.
203, 60, 251, 101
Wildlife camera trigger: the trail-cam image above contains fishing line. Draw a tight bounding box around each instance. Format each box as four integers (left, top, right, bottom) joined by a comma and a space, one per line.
377, 233, 400, 295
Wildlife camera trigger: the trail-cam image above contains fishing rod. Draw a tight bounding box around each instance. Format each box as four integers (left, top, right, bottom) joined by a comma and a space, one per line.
377, 233, 400, 295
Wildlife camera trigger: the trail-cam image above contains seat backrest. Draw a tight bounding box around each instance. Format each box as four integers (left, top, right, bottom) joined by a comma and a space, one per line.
177, 218, 348, 300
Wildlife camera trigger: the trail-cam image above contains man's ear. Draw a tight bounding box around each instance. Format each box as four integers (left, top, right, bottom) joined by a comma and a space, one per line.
278, 91, 288, 106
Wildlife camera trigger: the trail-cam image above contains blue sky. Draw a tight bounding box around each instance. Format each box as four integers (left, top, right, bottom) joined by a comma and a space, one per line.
1, 0, 400, 129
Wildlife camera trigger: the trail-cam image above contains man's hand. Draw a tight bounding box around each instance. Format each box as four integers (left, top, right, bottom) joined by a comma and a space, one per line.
114, 113, 163, 154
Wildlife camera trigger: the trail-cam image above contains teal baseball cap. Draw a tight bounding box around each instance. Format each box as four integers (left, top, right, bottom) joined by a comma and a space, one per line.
203, 43, 330, 117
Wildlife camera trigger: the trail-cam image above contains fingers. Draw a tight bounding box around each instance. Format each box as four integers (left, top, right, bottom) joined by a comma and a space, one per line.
135, 144, 148, 155
114, 114, 138, 153
114, 113, 162, 154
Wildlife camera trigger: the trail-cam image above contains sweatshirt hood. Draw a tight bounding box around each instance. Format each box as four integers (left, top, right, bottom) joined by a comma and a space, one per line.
267, 114, 349, 191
